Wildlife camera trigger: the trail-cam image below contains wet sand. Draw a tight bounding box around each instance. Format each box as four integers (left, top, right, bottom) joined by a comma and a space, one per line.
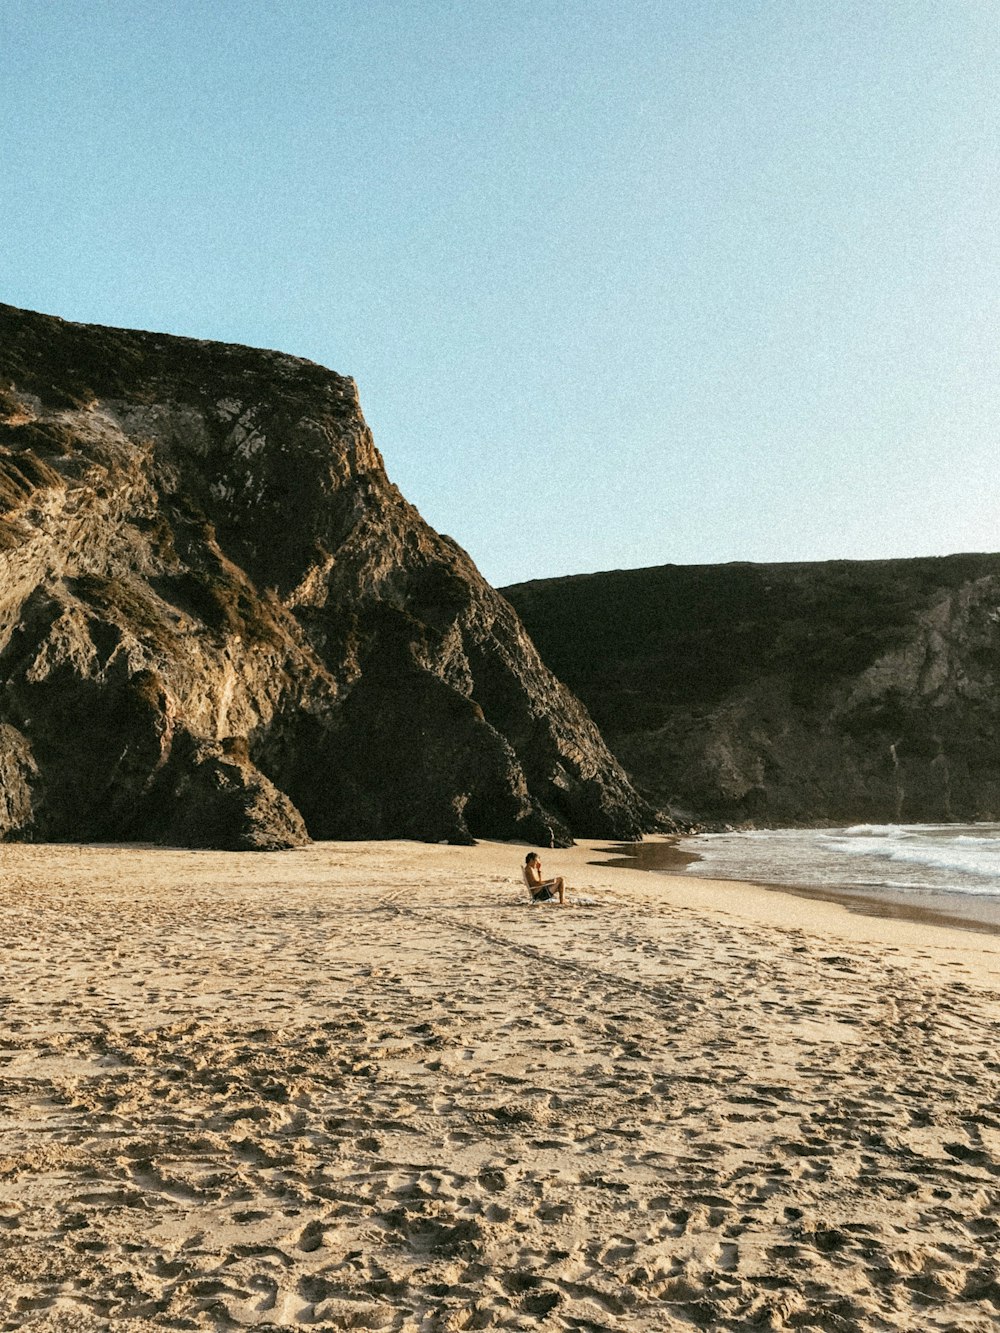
2, 838, 1000, 1331
599, 837, 1000, 936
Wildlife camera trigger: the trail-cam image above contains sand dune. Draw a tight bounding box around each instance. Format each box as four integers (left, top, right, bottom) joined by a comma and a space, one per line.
1, 838, 999, 1331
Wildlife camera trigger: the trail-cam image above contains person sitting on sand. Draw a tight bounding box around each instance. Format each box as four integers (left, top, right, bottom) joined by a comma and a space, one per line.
523, 852, 566, 905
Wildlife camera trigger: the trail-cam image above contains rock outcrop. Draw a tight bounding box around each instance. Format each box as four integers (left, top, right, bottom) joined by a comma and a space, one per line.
503, 556, 1000, 827
0, 304, 648, 849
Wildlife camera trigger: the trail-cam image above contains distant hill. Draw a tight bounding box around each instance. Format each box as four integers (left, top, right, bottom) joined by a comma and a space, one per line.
0, 304, 648, 849
503, 556, 1000, 826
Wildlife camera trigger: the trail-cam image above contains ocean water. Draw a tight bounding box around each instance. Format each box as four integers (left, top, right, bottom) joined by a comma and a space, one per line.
681, 824, 1000, 931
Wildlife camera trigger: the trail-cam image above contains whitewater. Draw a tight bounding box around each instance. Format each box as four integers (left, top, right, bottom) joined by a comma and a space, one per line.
680, 824, 1000, 931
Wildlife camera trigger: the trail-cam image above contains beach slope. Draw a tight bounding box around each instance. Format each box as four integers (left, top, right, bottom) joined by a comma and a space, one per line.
1, 839, 999, 1330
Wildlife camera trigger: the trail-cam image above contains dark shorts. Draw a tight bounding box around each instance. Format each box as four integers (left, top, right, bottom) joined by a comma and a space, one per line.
531, 886, 555, 902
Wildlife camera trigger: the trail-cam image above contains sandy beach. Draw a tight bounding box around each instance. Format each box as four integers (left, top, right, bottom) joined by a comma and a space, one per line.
2, 837, 1000, 1332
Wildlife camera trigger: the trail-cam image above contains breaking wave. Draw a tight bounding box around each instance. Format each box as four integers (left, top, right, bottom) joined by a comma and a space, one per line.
686, 823, 1000, 906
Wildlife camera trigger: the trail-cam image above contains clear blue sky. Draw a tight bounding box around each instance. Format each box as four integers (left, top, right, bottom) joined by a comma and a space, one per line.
3, 2, 999, 586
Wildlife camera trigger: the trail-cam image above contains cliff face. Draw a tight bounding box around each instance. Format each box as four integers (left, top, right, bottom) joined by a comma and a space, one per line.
0, 304, 648, 849
503, 557, 1000, 827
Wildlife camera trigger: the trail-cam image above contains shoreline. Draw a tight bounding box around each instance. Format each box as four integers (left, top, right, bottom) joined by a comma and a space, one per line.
599, 832, 1000, 938
571, 836, 1000, 992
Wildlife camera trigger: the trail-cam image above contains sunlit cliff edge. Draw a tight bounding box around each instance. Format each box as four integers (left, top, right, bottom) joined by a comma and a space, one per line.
0, 304, 649, 850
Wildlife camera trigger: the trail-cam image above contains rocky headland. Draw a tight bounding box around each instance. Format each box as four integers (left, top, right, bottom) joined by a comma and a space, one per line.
504, 556, 1000, 827
0, 304, 648, 850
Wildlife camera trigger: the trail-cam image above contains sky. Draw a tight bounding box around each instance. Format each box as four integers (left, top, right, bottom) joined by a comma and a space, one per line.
2, 2, 999, 588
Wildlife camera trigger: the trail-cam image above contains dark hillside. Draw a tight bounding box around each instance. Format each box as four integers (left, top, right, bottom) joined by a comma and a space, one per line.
504, 556, 1000, 825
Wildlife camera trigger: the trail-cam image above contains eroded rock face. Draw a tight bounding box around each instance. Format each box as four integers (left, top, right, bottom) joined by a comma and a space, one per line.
504, 557, 1000, 827
0, 304, 648, 849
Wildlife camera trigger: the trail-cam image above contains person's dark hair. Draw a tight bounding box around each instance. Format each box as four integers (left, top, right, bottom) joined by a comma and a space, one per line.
525, 852, 539, 865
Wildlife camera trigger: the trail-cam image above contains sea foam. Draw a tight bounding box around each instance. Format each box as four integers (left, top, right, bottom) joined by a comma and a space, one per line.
685, 823, 1000, 907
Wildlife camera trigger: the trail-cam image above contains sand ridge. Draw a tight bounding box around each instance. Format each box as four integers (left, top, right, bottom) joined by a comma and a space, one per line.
1, 838, 999, 1330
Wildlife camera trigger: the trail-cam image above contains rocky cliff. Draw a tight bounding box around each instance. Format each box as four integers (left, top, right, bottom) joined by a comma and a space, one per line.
504, 556, 1000, 827
0, 304, 648, 849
